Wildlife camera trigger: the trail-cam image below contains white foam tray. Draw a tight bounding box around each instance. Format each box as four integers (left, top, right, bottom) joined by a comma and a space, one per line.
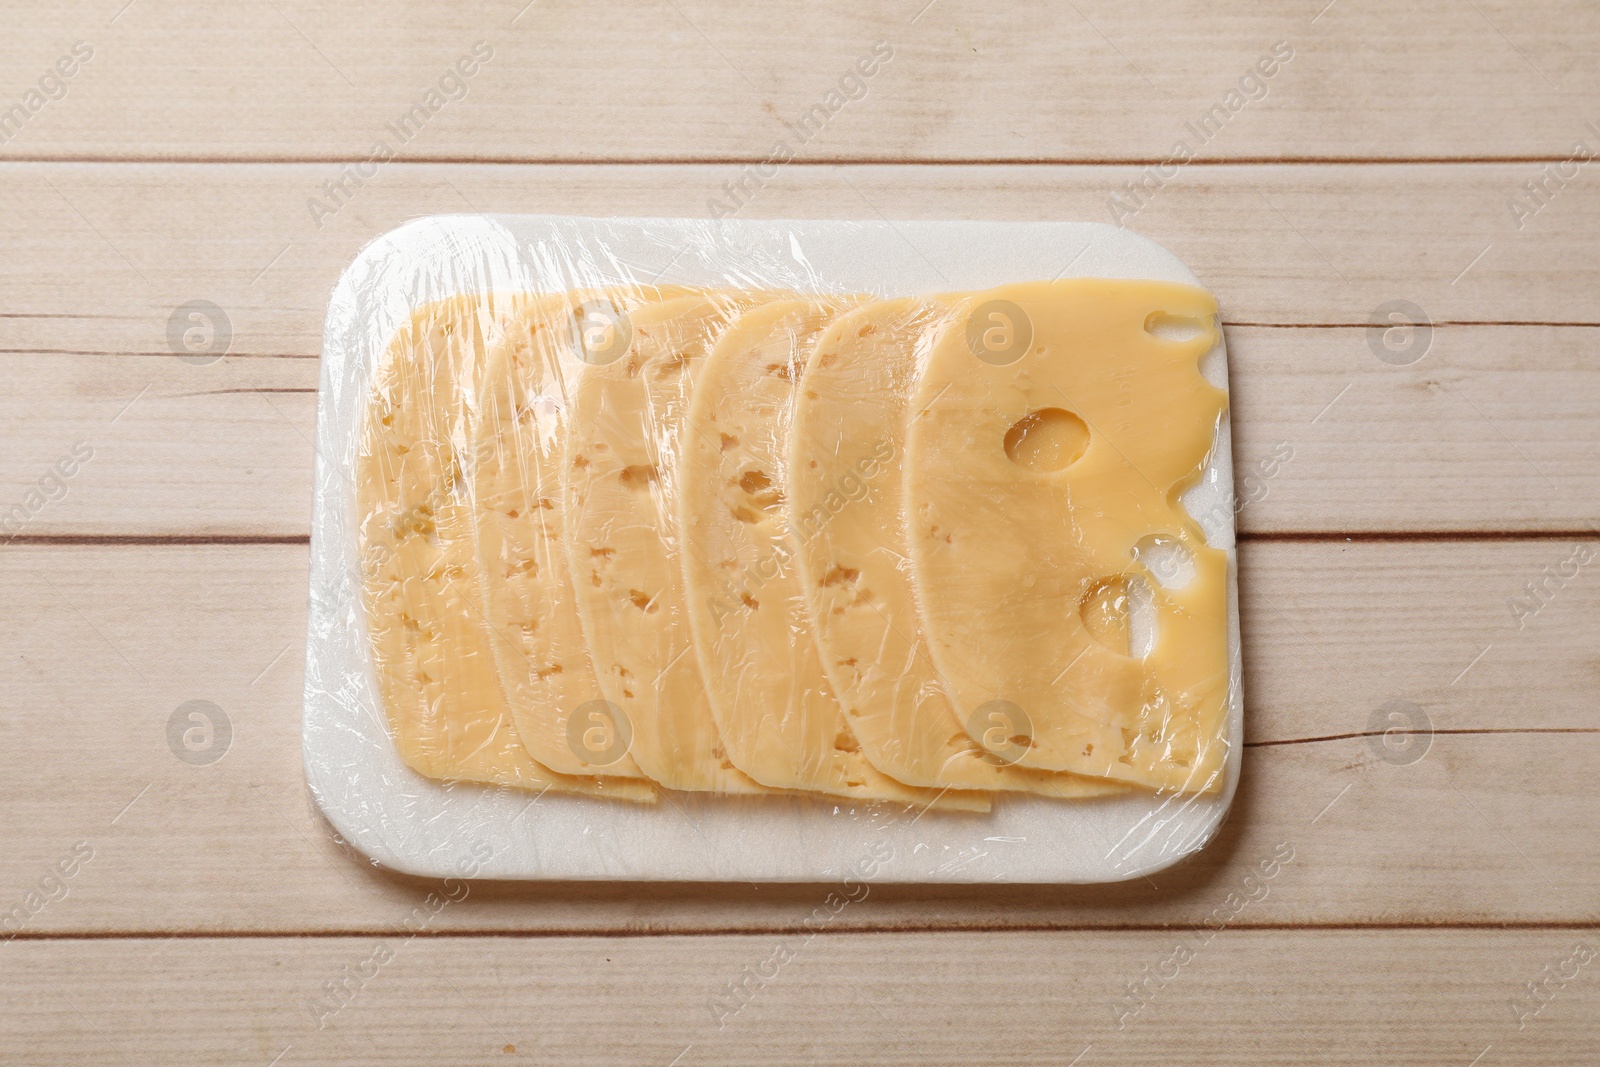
303, 215, 1243, 883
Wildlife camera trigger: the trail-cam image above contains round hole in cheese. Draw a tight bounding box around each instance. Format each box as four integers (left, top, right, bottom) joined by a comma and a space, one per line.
788, 296, 1126, 797
906, 279, 1231, 793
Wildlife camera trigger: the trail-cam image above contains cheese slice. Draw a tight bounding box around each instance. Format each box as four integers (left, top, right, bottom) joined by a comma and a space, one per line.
471, 286, 697, 779
906, 279, 1230, 793
356, 293, 654, 801
565, 292, 790, 793
678, 297, 989, 811
791, 297, 1127, 797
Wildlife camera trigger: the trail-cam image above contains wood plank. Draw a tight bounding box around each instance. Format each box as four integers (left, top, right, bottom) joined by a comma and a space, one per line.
4, 4, 1593, 1056
0, 353, 317, 539
4, 1, 1597, 162
6, 323, 1598, 538
3, 931, 1596, 1064
1, 541, 1596, 936
2, 163, 1598, 360
1225, 322, 1600, 534
3, 163, 1598, 536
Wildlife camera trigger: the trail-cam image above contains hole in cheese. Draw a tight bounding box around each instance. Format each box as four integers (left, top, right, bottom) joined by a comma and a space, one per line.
819, 564, 859, 588
1126, 574, 1156, 659
1002, 407, 1090, 472
1080, 576, 1132, 655
1132, 533, 1197, 590
1079, 574, 1156, 658
735, 468, 784, 515
1145, 311, 1206, 343
618, 464, 658, 491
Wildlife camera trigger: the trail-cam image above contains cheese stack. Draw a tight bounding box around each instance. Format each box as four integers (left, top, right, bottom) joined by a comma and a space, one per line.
356, 281, 1231, 809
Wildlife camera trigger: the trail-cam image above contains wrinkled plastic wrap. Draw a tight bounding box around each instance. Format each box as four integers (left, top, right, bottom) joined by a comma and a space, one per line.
303, 215, 1244, 882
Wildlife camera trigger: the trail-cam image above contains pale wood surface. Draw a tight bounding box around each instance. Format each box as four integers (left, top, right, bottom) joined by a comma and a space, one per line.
2, 2, 1597, 1063
7, 324, 1600, 537
4, 165, 1598, 347
3, 541, 1597, 936
4, 1, 1598, 162
6, 932, 1599, 1065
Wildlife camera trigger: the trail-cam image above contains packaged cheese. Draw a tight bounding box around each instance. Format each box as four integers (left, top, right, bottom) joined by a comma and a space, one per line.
355, 292, 655, 802
308, 216, 1242, 884
790, 297, 1126, 798
563, 292, 781, 793
675, 296, 989, 810
469, 286, 696, 780
905, 280, 1230, 792
358, 283, 1227, 799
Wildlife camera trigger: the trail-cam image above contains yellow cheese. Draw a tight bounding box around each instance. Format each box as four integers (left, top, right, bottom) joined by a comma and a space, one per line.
471, 287, 696, 779
356, 293, 654, 801
565, 292, 789, 793
790, 297, 1127, 797
906, 279, 1230, 793
678, 297, 990, 811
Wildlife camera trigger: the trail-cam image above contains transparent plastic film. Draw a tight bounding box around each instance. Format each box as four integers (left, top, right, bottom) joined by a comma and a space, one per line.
790, 298, 1129, 799
467, 285, 695, 782
674, 296, 989, 811
564, 291, 795, 794
906, 279, 1231, 794
355, 291, 655, 802
306, 216, 1244, 883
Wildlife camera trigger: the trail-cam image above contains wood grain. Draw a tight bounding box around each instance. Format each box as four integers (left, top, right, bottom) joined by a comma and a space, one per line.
4, 3, 1599, 1058
5, 323, 1598, 538
3, 164, 1597, 358
4, 1, 1597, 163
4, 931, 1597, 1064
2, 541, 1596, 936
3, 163, 1597, 535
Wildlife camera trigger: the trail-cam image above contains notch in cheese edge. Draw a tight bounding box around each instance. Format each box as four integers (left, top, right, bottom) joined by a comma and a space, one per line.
906, 279, 1231, 793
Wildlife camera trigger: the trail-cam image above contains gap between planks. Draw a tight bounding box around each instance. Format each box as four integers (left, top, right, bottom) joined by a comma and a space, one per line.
2, 155, 1596, 167
7, 325, 1600, 354
7, 530, 1598, 547
1247, 727, 1600, 748
6, 919, 1600, 943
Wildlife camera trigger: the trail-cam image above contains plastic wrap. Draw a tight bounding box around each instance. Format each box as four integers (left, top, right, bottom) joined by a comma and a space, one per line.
303, 215, 1244, 882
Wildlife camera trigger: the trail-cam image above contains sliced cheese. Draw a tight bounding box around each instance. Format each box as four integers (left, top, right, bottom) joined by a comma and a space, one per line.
471, 286, 696, 779
356, 293, 654, 801
565, 292, 786, 793
790, 297, 1127, 797
906, 279, 1230, 793
678, 297, 989, 811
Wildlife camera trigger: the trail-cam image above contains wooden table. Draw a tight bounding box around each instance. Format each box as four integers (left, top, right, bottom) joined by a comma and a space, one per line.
4, 2, 1598, 1063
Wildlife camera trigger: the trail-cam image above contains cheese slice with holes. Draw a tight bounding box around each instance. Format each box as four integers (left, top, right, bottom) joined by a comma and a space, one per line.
906, 279, 1230, 793
791, 297, 1127, 796
356, 293, 654, 801
471, 286, 698, 779
678, 297, 989, 811
565, 292, 790, 793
